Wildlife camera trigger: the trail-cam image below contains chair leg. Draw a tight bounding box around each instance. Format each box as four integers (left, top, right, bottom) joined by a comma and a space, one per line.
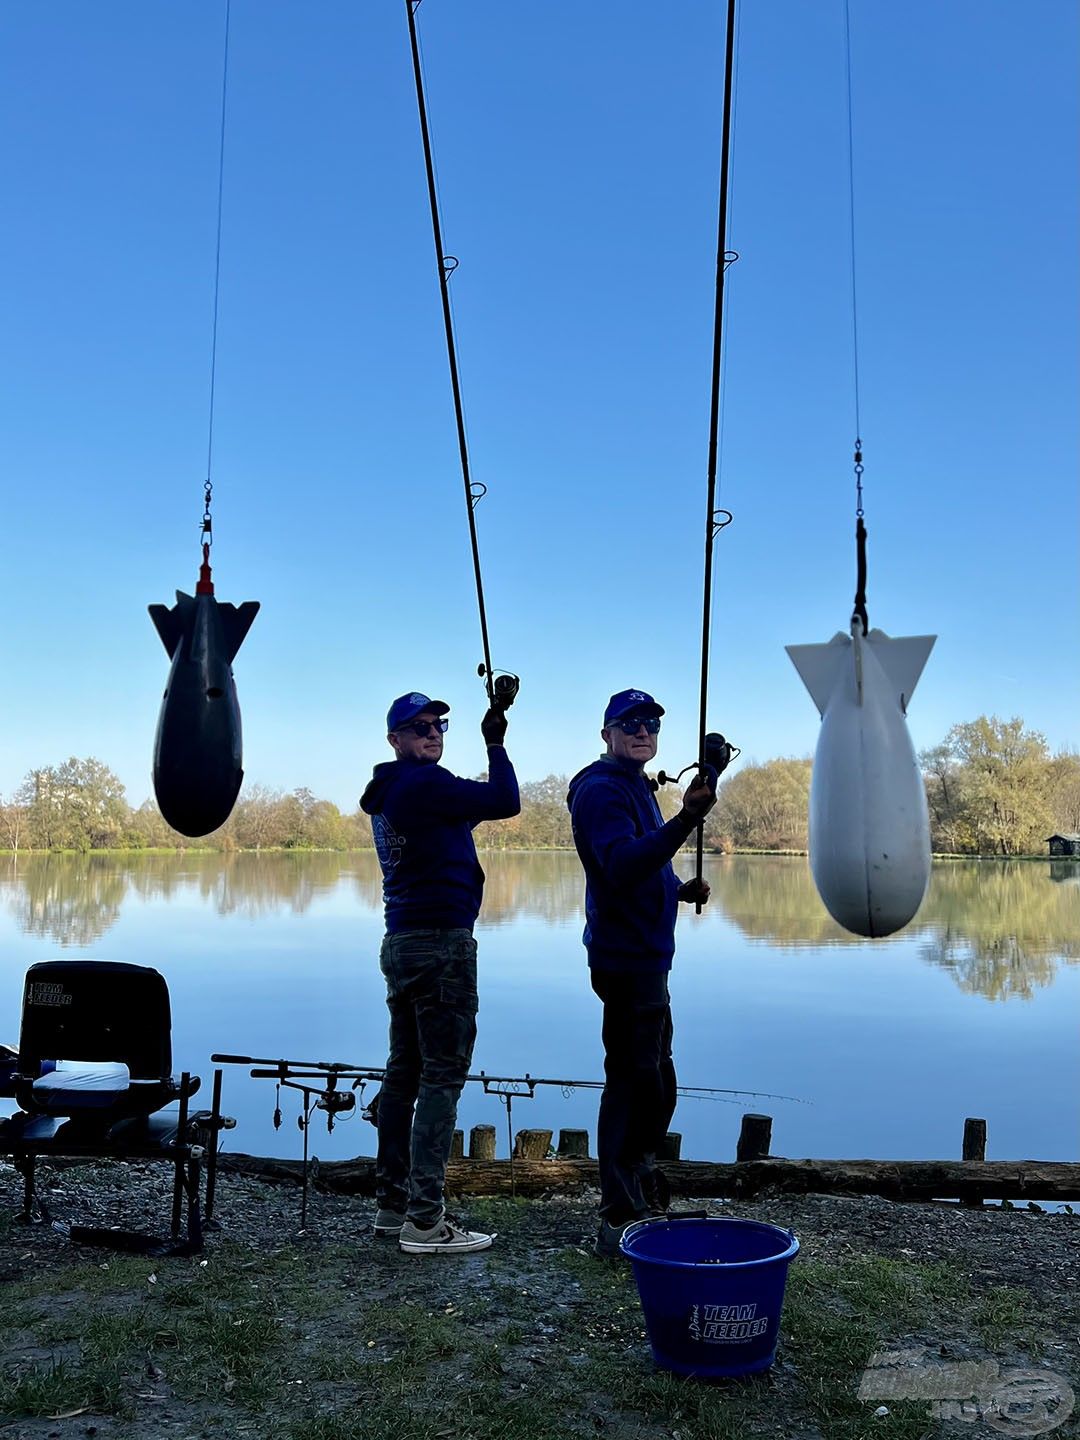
186, 1155, 204, 1253
171, 1072, 191, 1240
204, 1069, 223, 1224
20, 1153, 35, 1222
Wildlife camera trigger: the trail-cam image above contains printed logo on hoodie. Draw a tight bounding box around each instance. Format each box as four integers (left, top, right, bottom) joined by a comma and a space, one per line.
372, 813, 406, 871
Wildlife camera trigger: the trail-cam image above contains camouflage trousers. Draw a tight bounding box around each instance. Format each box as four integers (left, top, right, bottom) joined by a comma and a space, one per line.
375, 928, 478, 1227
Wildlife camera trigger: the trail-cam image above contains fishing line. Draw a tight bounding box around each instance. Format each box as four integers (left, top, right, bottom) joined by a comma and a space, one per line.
404, 0, 517, 710
692, 0, 739, 906
202, 0, 232, 585
844, 0, 869, 635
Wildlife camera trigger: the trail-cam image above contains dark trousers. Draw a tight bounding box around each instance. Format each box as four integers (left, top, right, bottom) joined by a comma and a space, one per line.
590, 968, 676, 1225
376, 928, 478, 1228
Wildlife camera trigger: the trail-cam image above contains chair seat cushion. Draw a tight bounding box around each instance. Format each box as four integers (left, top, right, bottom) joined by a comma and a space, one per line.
32, 1062, 131, 1111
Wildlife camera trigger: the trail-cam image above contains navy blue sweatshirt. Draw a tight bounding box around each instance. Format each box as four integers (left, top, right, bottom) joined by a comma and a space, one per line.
566, 756, 697, 973
359, 746, 520, 933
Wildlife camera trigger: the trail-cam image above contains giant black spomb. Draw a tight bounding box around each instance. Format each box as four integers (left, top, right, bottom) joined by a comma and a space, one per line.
149, 566, 258, 838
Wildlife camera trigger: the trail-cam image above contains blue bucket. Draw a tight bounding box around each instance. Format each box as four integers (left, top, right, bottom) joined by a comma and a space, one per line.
620, 1215, 800, 1379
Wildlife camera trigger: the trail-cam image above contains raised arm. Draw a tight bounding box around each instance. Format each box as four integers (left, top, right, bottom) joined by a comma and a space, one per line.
417, 743, 520, 823
572, 783, 696, 887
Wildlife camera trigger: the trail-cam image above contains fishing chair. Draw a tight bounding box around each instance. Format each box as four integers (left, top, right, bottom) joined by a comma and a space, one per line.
0, 960, 228, 1254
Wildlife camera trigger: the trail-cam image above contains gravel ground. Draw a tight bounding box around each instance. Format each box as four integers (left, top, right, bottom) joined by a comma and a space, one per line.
1, 1159, 1078, 1440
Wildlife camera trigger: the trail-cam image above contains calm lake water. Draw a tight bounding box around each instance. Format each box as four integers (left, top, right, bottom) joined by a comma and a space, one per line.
1, 853, 1077, 1169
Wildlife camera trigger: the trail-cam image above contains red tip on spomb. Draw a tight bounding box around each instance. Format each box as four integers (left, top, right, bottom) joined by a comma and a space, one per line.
196, 545, 215, 596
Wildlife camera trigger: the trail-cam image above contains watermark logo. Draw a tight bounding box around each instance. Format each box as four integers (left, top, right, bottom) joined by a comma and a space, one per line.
859, 1347, 1075, 1435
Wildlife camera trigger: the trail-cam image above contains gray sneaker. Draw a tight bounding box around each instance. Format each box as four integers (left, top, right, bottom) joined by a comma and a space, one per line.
398, 1214, 494, 1255
593, 1217, 633, 1260
373, 1208, 405, 1237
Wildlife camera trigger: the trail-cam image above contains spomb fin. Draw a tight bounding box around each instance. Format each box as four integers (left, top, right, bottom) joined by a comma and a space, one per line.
148, 592, 196, 658
785, 633, 849, 717
216, 600, 260, 662
866, 631, 936, 710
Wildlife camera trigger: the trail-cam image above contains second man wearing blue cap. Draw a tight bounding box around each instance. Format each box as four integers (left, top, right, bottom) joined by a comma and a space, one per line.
567, 689, 717, 1258
360, 693, 520, 1254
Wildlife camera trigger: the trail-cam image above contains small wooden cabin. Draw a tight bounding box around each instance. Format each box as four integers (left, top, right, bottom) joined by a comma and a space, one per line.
1046, 833, 1080, 856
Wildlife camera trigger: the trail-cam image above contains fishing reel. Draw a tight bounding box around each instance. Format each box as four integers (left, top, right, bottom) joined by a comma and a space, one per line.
271, 1070, 357, 1137
478, 665, 520, 712
656, 732, 740, 793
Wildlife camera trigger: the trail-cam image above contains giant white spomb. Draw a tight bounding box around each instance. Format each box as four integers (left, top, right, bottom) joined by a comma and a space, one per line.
786, 626, 936, 938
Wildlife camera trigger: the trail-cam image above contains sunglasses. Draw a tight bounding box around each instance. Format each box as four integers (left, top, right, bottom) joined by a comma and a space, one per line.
612, 716, 661, 736
397, 718, 449, 738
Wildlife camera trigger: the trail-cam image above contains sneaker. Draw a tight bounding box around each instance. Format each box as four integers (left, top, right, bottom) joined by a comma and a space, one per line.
373, 1208, 406, 1238
593, 1217, 633, 1260
398, 1214, 494, 1255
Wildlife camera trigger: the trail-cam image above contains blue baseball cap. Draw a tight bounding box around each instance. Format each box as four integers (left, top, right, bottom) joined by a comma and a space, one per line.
604, 689, 665, 726
386, 692, 450, 732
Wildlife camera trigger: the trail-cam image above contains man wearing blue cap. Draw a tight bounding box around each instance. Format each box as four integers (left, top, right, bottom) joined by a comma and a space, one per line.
567, 689, 716, 1258
360, 693, 519, 1254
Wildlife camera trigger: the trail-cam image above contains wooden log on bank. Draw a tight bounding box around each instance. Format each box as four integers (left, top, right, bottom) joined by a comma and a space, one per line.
216, 1153, 1080, 1202
469, 1124, 496, 1160
962, 1118, 987, 1208
513, 1129, 552, 1160
737, 1114, 772, 1162
557, 1128, 590, 1158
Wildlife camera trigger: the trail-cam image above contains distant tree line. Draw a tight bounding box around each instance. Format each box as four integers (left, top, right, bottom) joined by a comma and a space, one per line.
1, 716, 1076, 856
0, 762, 367, 854
698, 715, 1078, 857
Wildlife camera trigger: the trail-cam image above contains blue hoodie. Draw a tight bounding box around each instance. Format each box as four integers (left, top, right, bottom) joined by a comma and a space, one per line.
360, 746, 519, 933
566, 756, 697, 972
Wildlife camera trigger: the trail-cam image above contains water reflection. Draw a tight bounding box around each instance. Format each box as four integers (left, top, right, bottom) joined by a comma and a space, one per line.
1, 852, 1076, 1000
4, 854, 127, 946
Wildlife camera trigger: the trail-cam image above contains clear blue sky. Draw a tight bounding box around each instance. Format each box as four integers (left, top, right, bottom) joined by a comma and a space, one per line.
1, 1, 1076, 811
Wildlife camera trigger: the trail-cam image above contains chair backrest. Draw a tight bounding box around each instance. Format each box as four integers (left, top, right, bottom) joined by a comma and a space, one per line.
19, 961, 172, 1081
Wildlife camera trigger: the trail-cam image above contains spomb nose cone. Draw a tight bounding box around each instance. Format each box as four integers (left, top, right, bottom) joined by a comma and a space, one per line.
154, 773, 243, 839
815, 881, 927, 939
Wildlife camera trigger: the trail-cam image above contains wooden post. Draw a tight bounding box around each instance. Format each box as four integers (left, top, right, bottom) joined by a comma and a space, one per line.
737, 1114, 773, 1163
469, 1124, 496, 1160
513, 1129, 553, 1160
450, 1129, 464, 1160
963, 1118, 987, 1207
659, 1132, 682, 1161
558, 1128, 590, 1159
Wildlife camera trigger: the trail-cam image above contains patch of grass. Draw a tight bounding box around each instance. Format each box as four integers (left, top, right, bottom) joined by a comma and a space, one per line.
5, 1251, 156, 1305
972, 1283, 1044, 1356
290, 1404, 453, 1440
781, 1255, 1039, 1440
0, 1355, 131, 1420
358, 1301, 462, 1364
580, 1356, 773, 1440
458, 1195, 532, 1237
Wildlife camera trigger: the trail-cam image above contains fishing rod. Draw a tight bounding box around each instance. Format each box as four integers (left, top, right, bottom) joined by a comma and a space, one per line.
211, 1051, 805, 1217
210, 1054, 806, 1106
404, 0, 518, 714
651, 0, 740, 909
692, 0, 740, 912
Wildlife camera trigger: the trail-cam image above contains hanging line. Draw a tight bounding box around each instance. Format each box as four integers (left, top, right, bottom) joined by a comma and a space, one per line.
844, 0, 869, 635
405, 0, 497, 705
694, 0, 739, 905
198, 0, 232, 597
